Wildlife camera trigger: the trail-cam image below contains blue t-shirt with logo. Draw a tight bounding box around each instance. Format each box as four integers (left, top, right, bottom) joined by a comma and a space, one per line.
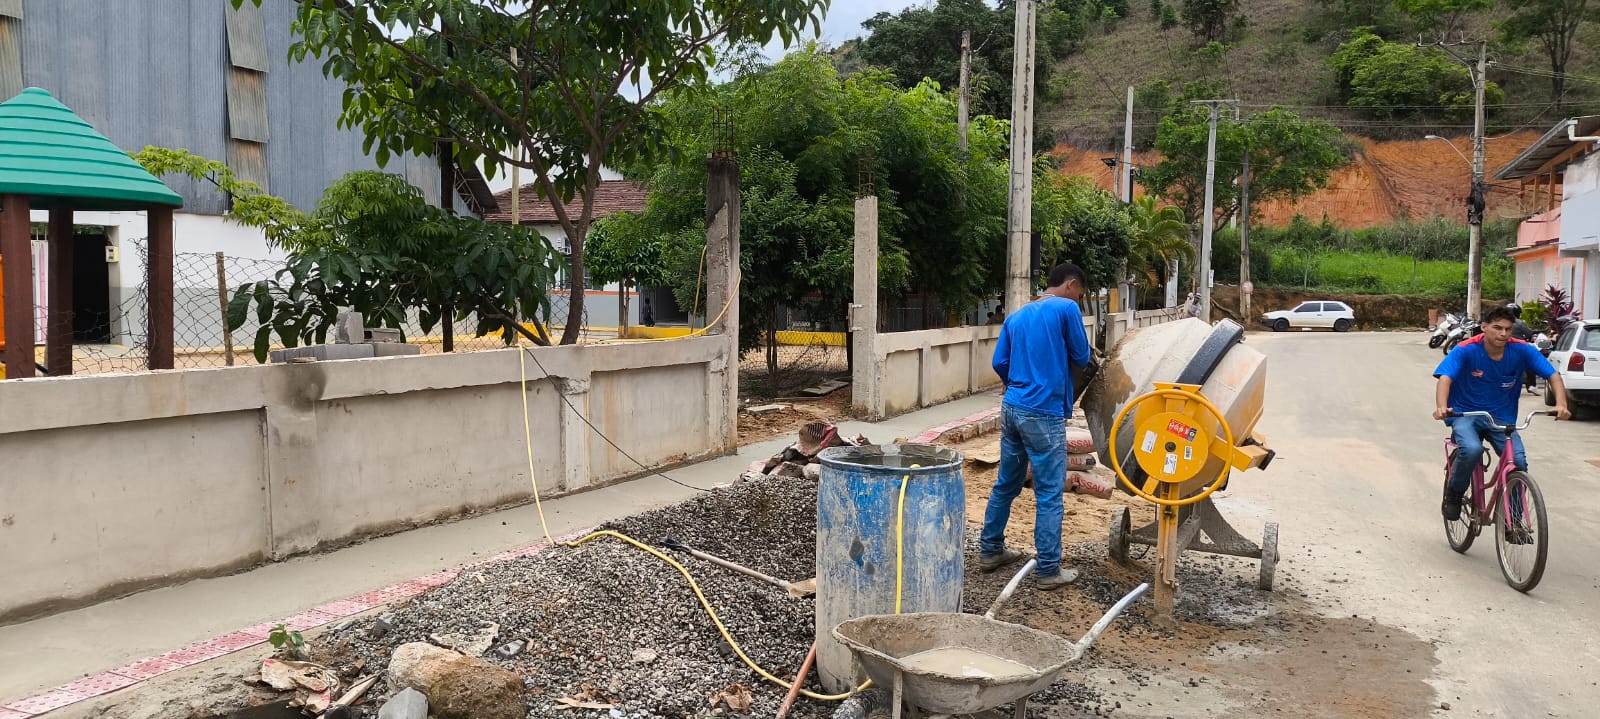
1433, 341, 1555, 424
992, 296, 1091, 418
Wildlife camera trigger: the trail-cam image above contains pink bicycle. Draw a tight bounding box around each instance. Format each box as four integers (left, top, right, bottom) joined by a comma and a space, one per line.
1443, 410, 1554, 592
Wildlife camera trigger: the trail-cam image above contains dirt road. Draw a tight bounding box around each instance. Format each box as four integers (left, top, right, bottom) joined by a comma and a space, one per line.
1242, 330, 1600, 716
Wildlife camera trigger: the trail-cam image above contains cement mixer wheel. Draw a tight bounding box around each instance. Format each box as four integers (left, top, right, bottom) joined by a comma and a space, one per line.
1258, 522, 1279, 590
1109, 507, 1132, 565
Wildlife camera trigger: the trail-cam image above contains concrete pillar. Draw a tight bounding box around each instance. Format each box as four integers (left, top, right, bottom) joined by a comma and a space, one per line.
0, 194, 32, 379
705, 156, 740, 451
850, 195, 882, 419
555, 375, 591, 493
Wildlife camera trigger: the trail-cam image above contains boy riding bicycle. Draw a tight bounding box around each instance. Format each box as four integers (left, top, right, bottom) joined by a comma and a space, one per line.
1433, 305, 1570, 521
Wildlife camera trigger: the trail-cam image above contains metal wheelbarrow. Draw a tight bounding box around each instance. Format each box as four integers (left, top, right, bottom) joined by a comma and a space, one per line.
833, 562, 1148, 719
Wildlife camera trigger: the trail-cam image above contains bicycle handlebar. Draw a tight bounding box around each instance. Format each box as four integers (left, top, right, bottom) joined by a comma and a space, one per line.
1446, 409, 1557, 432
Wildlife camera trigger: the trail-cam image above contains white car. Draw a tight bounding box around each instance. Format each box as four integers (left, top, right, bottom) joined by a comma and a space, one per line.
1260, 301, 1356, 333
1545, 319, 1600, 414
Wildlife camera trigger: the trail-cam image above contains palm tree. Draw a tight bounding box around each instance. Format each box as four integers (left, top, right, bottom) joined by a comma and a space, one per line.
1127, 196, 1193, 298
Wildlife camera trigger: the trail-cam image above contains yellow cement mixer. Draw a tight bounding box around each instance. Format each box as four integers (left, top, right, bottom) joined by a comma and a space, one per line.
1081, 318, 1277, 617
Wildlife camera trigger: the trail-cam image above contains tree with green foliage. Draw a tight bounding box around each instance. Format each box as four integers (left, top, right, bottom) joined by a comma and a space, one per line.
1031, 168, 1133, 291
233, 0, 827, 346
1331, 28, 1504, 119
1179, 0, 1241, 44
134, 147, 307, 248
1143, 107, 1348, 233
844, 0, 1109, 153
1394, 0, 1493, 34
1497, 0, 1591, 104
1126, 196, 1194, 295
218, 171, 564, 361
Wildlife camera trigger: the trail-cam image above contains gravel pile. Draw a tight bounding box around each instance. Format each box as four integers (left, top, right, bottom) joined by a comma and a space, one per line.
318, 477, 1272, 719
326, 476, 823, 719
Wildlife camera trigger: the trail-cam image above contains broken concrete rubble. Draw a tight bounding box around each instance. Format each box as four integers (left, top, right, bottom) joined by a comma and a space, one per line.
387, 642, 524, 719
376, 688, 429, 719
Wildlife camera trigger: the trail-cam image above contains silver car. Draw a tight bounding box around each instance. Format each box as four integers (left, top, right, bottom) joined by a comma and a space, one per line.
1260, 301, 1356, 332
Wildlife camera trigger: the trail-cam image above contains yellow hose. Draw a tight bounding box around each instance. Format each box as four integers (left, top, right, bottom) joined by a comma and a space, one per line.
517, 347, 873, 702
894, 472, 911, 615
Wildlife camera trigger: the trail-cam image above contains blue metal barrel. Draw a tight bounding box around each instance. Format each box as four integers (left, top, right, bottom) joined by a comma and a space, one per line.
815, 443, 966, 693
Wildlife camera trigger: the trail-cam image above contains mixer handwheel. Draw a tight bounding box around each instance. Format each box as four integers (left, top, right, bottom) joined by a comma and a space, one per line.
1109, 507, 1131, 565
1258, 522, 1279, 590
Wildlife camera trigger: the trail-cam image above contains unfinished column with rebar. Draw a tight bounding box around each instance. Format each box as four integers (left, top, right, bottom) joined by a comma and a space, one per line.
850, 156, 881, 419
705, 111, 741, 451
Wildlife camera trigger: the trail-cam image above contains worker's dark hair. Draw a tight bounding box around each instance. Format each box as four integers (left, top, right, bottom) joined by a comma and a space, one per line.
1483, 304, 1520, 325
1047, 262, 1087, 289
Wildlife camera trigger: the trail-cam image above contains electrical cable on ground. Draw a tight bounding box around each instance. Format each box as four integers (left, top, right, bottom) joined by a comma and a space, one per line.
514, 310, 909, 703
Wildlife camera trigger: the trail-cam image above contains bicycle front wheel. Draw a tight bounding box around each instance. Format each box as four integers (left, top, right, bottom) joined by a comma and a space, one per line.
1443, 454, 1477, 553
1495, 471, 1549, 593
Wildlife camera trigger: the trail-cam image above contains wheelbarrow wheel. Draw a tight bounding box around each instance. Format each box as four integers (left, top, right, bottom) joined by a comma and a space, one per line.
1257, 522, 1279, 591
1109, 507, 1131, 565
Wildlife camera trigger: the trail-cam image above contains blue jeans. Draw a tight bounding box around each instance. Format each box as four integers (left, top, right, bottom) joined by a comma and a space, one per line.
1446, 416, 1527, 496
980, 404, 1067, 578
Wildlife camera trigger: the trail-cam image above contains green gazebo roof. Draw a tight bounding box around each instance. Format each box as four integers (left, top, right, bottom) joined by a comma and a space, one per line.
0, 87, 183, 211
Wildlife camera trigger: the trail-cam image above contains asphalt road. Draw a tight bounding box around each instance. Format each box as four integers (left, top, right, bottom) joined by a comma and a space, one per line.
1240, 330, 1600, 716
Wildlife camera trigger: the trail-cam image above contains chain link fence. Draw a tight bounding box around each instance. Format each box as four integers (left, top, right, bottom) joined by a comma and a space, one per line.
36, 241, 597, 376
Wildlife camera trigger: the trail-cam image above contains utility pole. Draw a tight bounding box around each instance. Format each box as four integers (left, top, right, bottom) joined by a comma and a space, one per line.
1468, 40, 1487, 319
1424, 38, 1489, 318
958, 30, 971, 151
1122, 86, 1135, 203
1239, 148, 1252, 323
1192, 99, 1236, 323
1005, 0, 1037, 314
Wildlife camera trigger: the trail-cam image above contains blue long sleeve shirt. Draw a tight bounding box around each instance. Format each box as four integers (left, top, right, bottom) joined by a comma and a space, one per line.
992, 296, 1092, 418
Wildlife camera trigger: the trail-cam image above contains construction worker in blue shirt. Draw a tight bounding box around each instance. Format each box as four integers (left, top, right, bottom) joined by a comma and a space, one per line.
980, 263, 1093, 589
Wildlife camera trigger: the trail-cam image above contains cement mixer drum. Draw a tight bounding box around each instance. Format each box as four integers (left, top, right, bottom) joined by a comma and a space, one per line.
1082, 318, 1268, 498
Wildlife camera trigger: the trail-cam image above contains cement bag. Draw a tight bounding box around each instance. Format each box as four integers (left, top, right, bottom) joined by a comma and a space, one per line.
1068, 470, 1114, 498
1066, 453, 1097, 470
1065, 427, 1095, 453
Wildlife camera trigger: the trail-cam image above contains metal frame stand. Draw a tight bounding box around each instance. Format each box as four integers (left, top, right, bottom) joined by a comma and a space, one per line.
1108, 498, 1278, 614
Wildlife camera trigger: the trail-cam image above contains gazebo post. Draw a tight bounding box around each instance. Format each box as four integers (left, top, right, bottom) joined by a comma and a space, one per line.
46, 208, 74, 375
147, 205, 174, 370
1, 193, 33, 379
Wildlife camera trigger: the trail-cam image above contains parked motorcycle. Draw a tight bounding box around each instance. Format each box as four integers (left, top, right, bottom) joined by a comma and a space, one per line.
1441, 318, 1481, 355
1535, 331, 1555, 356
1428, 312, 1460, 349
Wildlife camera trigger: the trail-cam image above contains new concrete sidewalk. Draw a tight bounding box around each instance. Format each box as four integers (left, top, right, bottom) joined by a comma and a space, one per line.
0, 392, 1000, 708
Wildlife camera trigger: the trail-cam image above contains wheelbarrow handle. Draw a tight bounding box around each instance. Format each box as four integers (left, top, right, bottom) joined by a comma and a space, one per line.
1073, 583, 1150, 655
983, 558, 1038, 620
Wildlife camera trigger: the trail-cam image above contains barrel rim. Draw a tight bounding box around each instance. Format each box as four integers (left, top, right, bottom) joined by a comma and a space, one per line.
817, 443, 965, 473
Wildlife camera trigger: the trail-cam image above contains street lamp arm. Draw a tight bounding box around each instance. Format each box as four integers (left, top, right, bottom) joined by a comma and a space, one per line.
1424, 135, 1472, 168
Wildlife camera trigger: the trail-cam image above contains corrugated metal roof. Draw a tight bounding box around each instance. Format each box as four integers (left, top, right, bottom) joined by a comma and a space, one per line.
224, 1, 268, 72
1494, 116, 1600, 181
0, 17, 20, 100
226, 68, 269, 142
0, 87, 183, 209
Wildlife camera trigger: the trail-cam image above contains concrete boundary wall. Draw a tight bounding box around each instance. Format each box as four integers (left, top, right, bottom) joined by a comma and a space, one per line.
855, 317, 1098, 419
0, 338, 734, 622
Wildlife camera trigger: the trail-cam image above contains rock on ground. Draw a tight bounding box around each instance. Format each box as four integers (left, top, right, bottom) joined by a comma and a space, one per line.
387, 642, 522, 719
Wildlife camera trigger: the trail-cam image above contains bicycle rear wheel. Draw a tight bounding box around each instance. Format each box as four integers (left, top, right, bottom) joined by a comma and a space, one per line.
1443, 454, 1477, 553
1495, 471, 1548, 593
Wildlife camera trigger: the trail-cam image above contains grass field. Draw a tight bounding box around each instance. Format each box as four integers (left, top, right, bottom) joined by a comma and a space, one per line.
1264, 250, 1513, 297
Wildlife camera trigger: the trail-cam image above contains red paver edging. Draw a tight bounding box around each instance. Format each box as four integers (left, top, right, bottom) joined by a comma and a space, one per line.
908, 406, 1002, 444
3, 407, 989, 715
